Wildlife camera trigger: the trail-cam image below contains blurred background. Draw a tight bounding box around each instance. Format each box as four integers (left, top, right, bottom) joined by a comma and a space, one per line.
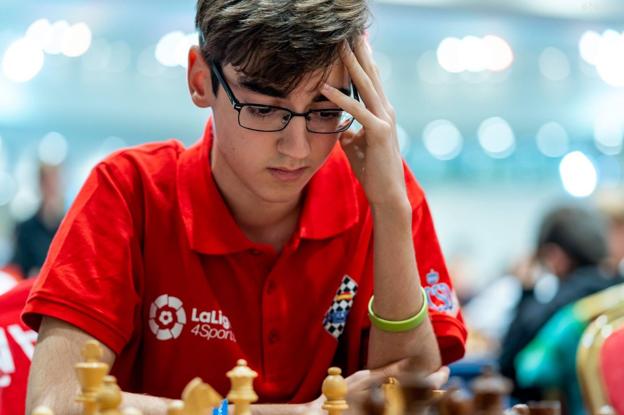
1, 0, 624, 409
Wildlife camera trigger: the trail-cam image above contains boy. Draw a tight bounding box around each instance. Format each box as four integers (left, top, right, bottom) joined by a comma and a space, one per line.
24, 1, 466, 413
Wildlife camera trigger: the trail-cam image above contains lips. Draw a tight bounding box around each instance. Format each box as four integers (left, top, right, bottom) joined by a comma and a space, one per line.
267, 167, 309, 182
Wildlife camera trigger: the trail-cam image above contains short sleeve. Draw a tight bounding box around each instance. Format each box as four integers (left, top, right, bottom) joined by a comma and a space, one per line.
406, 167, 467, 365
22, 160, 142, 354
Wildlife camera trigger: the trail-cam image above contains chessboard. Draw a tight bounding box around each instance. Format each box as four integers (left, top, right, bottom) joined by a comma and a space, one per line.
31, 339, 564, 415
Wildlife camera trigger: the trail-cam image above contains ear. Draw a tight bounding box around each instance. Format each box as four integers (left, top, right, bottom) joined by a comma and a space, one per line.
187, 46, 214, 108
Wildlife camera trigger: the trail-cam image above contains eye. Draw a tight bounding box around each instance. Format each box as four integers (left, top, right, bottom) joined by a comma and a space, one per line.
316, 110, 343, 119
247, 106, 277, 117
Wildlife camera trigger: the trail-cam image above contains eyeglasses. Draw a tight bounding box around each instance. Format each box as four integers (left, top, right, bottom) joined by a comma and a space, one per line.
210, 61, 359, 134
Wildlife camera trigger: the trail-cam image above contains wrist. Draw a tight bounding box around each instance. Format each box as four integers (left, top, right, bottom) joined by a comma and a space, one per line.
370, 196, 411, 218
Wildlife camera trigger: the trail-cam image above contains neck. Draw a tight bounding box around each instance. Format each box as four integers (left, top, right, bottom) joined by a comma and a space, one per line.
39, 197, 63, 229
211, 147, 301, 251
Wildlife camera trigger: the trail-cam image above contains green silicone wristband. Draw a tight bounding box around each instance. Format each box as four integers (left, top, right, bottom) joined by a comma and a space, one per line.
368, 287, 428, 332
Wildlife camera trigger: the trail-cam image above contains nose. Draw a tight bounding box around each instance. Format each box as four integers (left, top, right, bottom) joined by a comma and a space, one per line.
277, 116, 311, 160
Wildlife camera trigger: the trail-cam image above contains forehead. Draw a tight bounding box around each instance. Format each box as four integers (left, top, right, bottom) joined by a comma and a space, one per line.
225, 61, 350, 96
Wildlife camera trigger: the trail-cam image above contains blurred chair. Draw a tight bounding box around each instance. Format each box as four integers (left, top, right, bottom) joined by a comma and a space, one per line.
599, 322, 624, 415
0, 278, 37, 415
577, 306, 624, 415
515, 283, 624, 415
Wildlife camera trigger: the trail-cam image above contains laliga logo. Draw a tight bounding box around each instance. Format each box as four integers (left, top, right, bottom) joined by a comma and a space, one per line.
149, 294, 187, 340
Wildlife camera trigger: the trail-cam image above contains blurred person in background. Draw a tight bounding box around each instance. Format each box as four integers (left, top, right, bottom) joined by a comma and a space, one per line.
9, 164, 64, 278
498, 205, 619, 403
596, 190, 624, 277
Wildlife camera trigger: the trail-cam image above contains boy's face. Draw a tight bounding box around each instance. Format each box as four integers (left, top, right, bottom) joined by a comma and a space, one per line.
203, 57, 351, 205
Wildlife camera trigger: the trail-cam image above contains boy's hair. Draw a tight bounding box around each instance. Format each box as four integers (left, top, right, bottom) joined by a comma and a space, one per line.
195, 0, 369, 95
537, 205, 608, 268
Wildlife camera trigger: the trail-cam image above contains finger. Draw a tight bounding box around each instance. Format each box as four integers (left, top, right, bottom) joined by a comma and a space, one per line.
321, 83, 381, 132
339, 131, 366, 176
345, 369, 387, 391
345, 369, 371, 386
339, 42, 385, 117
339, 129, 357, 146
353, 37, 389, 108
426, 366, 450, 389
339, 127, 366, 147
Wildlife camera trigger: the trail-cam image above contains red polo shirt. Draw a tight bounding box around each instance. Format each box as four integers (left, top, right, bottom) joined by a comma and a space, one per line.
23, 120, 466, 403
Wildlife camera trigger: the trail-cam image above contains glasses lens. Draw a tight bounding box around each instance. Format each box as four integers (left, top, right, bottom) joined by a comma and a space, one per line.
239, 105, 292, 132
307, 109, 354, 133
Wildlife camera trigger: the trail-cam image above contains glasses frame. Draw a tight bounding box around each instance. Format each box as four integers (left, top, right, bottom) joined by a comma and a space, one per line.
209, 60, 360, 134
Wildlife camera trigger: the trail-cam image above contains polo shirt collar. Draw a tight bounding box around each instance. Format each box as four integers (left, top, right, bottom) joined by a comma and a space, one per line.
177, 118, 359, 255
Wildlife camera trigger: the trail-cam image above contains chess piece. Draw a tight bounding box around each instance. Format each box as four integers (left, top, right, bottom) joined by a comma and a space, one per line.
227, 359, 258, 415
597, 405, 617, 415
95, 375, 123, 415
75, 340, 110, 415
32, 406, 55, 415
182, 377, 223, 415
526, 401, 561, 415
507, 404, 529, 415
361, 383, 385, 415
399, 374, 437, 415
438, 382, 474, 415
322, 367, 349, 415
471, 366, 512, 415
382, 377, 405, 415
166, 377, 222, 415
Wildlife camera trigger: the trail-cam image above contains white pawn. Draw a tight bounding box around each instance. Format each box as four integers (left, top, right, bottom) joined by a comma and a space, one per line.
322, 367, 348, 415
227, 359, 258, 415
75, 340, 110, 415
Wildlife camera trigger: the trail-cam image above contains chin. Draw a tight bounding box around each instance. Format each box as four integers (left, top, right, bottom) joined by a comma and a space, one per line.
253, 181, 308, 204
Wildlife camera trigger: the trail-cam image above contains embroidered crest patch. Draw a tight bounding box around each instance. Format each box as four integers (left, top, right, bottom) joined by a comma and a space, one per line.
323, 275, 358, 339
424, 269, 459, 315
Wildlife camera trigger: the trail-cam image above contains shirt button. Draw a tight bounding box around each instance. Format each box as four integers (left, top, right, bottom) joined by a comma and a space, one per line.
250, 249, 262, 256
268, 329, 280, 344
266, 280, 276, 294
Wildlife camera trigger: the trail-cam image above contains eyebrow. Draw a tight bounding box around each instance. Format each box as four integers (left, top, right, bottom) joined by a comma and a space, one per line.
238, 78, 351, 102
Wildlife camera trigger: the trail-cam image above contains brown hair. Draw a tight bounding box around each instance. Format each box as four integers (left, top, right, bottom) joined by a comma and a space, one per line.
537, 205, 608, 268
195, 0, 369, 94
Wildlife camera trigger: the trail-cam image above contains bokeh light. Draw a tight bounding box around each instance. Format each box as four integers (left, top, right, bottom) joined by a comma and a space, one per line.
579, 29, 624, 87
478, 117, 516, 159
593, 112, 624, 155
423, 119, 463, 160
62, 22, 92, 58
437, 35, 513, 73
559, 151, 598, 197
38, 132, 69, 166
1, 37, 45, 83
539, 47, 570, 81
155, 31, 198, 68
536, 122, 569, 157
